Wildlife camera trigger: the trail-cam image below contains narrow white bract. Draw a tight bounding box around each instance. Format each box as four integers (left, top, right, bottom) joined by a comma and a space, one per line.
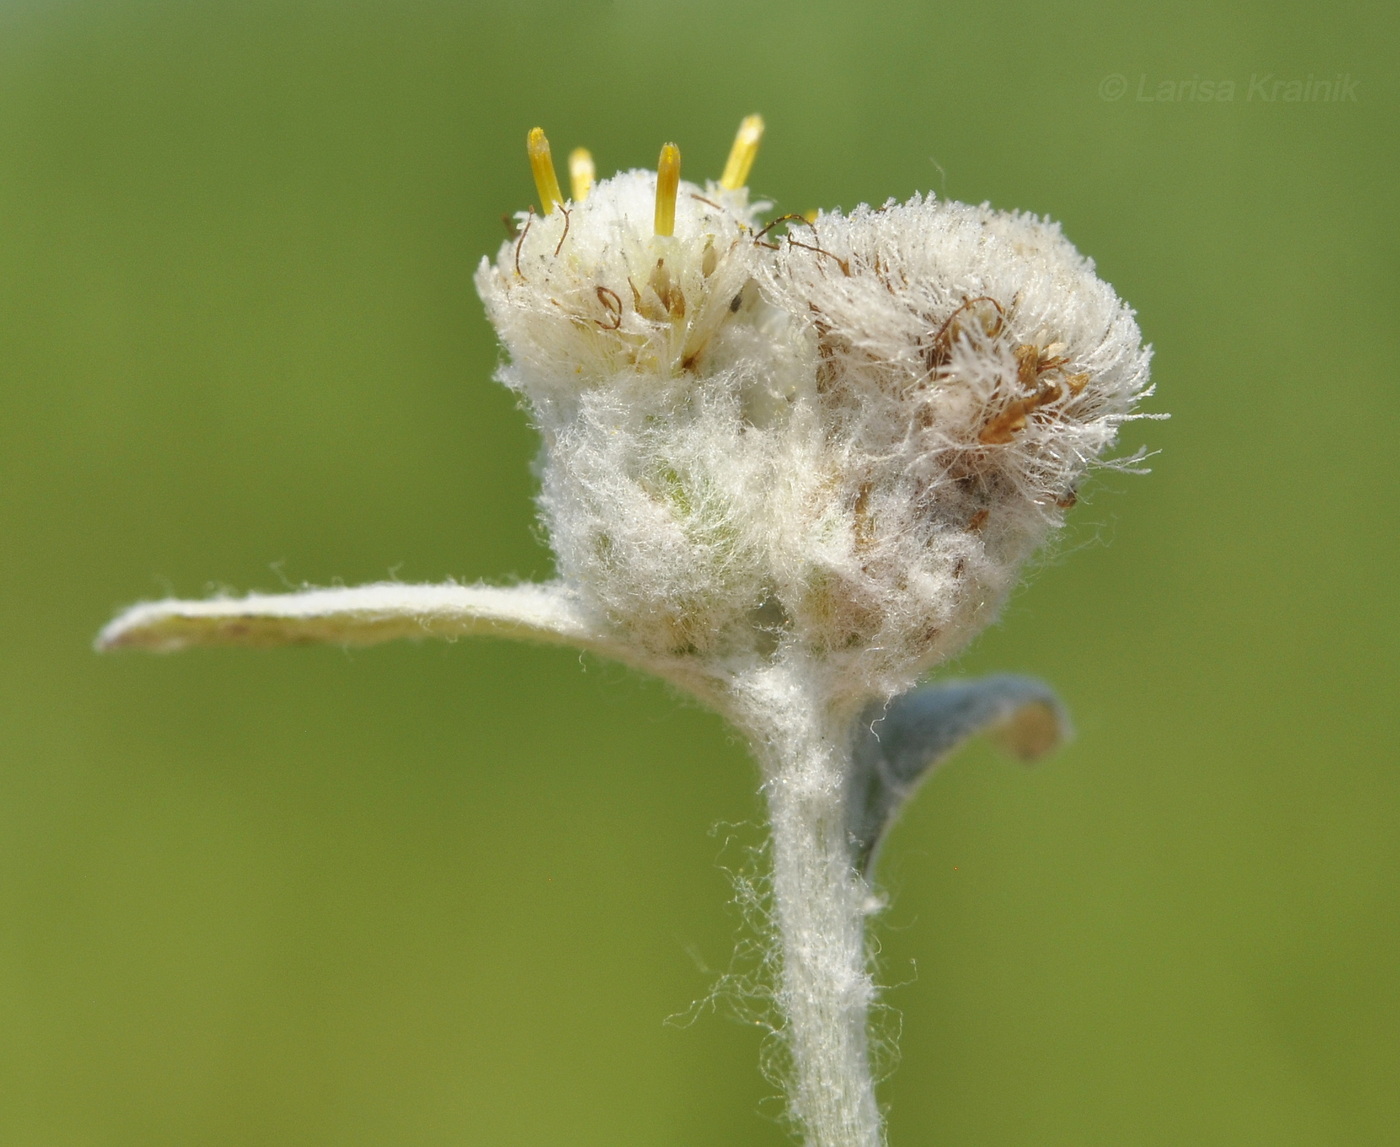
101, 118, 1154, 1147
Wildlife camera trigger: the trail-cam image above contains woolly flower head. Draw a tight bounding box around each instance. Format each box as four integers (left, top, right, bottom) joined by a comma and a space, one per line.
475, 119, 1151, 707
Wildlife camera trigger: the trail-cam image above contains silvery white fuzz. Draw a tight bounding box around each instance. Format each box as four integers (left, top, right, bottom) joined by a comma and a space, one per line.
100, 117, 1154, 1147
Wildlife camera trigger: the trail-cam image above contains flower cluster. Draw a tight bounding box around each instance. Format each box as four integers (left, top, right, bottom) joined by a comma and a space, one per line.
474, 121, 1150, 710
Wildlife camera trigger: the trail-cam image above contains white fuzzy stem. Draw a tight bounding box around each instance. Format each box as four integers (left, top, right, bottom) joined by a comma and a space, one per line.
730, 667, 883, 1147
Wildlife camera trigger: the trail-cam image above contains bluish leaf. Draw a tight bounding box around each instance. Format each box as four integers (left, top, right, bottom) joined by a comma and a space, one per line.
847, 675, 1070, 877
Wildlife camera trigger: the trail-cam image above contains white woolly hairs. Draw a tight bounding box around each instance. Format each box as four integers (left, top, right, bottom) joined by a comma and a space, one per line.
99, 125, 1153, 1147
475, 177, 1150, 704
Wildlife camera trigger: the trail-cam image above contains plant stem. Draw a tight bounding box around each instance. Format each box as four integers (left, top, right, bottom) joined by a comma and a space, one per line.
728, 665, 884, 1147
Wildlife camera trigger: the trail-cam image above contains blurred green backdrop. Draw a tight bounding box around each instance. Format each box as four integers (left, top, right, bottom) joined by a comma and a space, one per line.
2, 1, 1396, 1143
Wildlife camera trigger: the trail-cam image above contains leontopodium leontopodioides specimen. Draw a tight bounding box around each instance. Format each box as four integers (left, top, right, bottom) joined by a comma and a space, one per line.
100, 116, 1155, 1147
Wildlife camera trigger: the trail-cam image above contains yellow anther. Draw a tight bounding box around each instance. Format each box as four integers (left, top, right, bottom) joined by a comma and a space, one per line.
527, 127, 565, 213
719, 114, 764, 191
654, 142, 680, 237
568, 148, 595, 203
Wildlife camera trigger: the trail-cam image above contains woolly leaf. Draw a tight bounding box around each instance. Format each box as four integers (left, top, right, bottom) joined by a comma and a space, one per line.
847, 675, 1070, 877
96, 581, 610, 654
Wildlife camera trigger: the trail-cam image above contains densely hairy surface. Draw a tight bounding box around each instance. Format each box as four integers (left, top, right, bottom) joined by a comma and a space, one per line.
476, 175, 1151, 710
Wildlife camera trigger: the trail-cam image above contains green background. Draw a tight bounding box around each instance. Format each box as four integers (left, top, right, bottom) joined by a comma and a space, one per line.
2, 1, 1396, 1143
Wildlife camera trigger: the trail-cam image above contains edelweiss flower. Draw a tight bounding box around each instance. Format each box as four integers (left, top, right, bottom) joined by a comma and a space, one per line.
99, 117, 1153, 1147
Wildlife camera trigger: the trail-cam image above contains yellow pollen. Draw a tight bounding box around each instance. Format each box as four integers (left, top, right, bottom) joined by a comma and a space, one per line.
568, 148, 595, 203
719, 114, 764, 191
527, 127, 565, 213
654, 142, 680, 237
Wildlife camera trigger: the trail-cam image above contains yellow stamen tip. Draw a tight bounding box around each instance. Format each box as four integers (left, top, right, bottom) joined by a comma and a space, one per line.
527, 126, 565, 213
654, 142, 680, 237
568, 147, 595, 203
719, 113, 764, 191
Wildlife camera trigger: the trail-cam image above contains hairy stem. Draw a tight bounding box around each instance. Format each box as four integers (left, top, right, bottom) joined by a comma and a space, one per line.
729, 666, 883, 1147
